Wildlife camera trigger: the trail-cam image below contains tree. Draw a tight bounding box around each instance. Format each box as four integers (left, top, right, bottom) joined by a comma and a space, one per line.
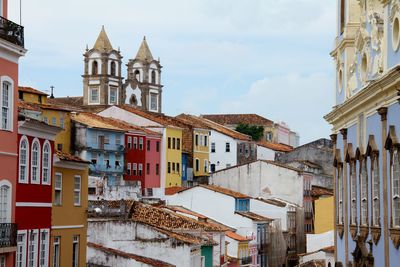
235, 123, 264, 141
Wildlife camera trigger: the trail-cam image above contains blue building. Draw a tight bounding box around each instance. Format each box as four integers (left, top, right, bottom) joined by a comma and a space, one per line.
325, 1, 400, 266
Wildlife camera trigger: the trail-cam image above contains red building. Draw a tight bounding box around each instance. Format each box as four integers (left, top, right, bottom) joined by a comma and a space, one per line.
16, 118, 60, 267
0, 0, 27, 266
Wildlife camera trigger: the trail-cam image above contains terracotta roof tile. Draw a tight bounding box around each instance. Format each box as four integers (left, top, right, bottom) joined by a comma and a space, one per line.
18, 100, 41, 112
225, 231, 252, 242
257, 140, 293, 152
311, 185, 333, 197
181, 184, 251, 199
19, 86, 48, 96
71, 112, 125, 131
261, 160, 302, 173
48, 96, 84, 107
87, 242, 175, 267
255, 198, 287, 207
55, 150, 90, 164
96, 116, 161, 136
201, 114, 274, 126
165, 186, 186, 196
235, 211, 273, 221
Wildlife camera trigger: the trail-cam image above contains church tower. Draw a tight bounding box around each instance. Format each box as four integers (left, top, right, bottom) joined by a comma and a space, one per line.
123, 37, 163, 113
83, 26, 123, 106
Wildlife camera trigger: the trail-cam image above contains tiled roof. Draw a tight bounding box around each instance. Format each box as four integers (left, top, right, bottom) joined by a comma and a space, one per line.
257, 140, 293, 152
38, 102, 79, 112
201, 114, 274, 126
96, 115, 161, 136
193, 184, 250, 199
48, 96, 84, 107
19, 86, 48, 96
298, 160, 322, 169
177, 114, 251, 141
131, 201, 225, 232
55, 150, 90, 164
261, 160, 302, 173
311, 185, 333, 197
255, 198, 287, 208
18, 100, 41, 112
165, 186, 186, 196
87, 242, 175, 267
235, 211, 273, 222
225, 231, 252, 242
71, 112, 124, 131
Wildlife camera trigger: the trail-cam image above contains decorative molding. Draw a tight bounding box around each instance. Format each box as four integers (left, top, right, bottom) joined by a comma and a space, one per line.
359, 225, 369, 242
370, 226, 381, 244
377, 107, 388, 121
389, 228, 400, 249
350, 225, 358, 240
337, 224, 344, 239
340, 128, 348, 140
330, 134, 338, 145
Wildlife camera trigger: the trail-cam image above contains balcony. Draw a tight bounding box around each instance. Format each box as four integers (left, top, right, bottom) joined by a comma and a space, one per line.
0, 16, 24, 47
240, 256, 252, 266
0, 223, 17, 251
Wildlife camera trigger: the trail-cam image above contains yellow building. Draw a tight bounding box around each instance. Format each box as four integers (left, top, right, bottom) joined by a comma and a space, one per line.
165, 127, 183, 187
314, 196, 334, 234
51, 151, 90, 267
18, 86, 49, 104
193, 128, 210, 177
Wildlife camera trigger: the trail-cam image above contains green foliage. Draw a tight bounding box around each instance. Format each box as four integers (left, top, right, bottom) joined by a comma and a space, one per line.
235, 123, 264, 141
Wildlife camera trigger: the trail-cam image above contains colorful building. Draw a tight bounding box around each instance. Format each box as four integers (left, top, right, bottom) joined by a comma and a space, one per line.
51, 150, 89, 267
16, 117, 60, 267
0, 0, 26, 265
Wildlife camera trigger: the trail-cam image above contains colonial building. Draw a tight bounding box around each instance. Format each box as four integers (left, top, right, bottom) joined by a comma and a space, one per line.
0, 0, 26, 265
324, 1, 400, 266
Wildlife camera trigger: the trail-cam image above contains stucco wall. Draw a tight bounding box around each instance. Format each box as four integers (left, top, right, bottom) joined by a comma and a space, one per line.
209, 130, 237, 171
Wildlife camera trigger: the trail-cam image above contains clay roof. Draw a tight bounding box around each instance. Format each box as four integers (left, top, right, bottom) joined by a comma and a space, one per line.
255, 198, 287, 208
257, 140, 293, 152
297, 160, 322, 169
201, 114, 273, 126
93, 26, 113, 52
71, 112, 124, 131
98, 116, 161, 136
18, 100, 41, 112
131, 201, 225, 232
235, 211, 273, 222
165, 186, 186, 196
135, 36, 154, 61
55, 150, 90, 164
311, 185, 333, 197
18, 86, 48, 96
177, 114, 251, 141
225, 231, 252, 242
87, 242, 175, 267
261, 160, 302, 173
47, 96, 83, 107
193, 184, 251, 199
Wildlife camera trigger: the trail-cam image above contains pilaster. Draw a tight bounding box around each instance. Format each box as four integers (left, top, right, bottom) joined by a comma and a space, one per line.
340, 128, 349, 266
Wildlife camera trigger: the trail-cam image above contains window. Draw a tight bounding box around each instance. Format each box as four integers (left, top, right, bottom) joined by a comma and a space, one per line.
204, 135, 208, 147
109, 86, 117, 104
147, 140, 151, 151
156, 141, 160, 152
110, 61, 116, 76
127, 163, 131, 175
177, 163, 180, 174
133, 137, 138, 149
134, 70, 140, 81
115, 154, 121, 168
43, 117, 48, 124
211, 143, 216, 153
31, 139, 41, 184
138, 164, 143, 176
392, 149, 400, 227
168, 137, 171, 149
0, 185, 9, 223
235, 199, 250, 212
172, 138, 176, 149
16, 233, 27, 267
74, 175, 81, 206
1, 81, 12, 131
151, 70, 156, 84
104, 153, 110, 168
156, 164, 159, 175
371, 155, 381, 226
393, 17, 400, 51
19, 136, 29, 183
52, 237, 60, 267
360, 159, 368, 225
127, 136, 132, 149
59, 118, 64, 129
338, 164, 344, 224
51, 117, 56, 126
150, 93, 157, 111
90, 87, 99, 103
211, 164, 216, 172
39, 230, 49, 267
42, 142, 51, 185
92, 132, 97, 145
88, 187, 96, 195
226, 164, 231, 168
139, 137, 143, 150
28, 231, 38, 267
195, 159, 200, 172
168, 162, 171, 174
225, 142, 230, 152
115, 135, 121, 146
350, 161, 357, 225
177, 138, 181, 150
54, 173, 62, 206
92, 60, 98, 75
133, 163, 137, 176
57, 144, 63, 151
147, 163, 150, 175
204, 160, 208, 173
172, 162, 175, 172
72, 236, 79, 267
91, 153, 97, 165
195, 134, 199, 146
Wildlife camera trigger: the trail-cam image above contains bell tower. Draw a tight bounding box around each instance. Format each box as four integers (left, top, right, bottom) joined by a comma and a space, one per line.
123, 37, 163, 113
83, 26, 123, 106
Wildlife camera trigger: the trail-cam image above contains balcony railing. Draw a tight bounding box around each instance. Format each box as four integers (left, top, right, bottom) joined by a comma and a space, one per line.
0, 223, 17, 248
0, 16, 24, 47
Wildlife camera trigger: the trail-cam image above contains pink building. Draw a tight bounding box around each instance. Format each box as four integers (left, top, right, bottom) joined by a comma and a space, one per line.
144, 134, 162, 196
0, 0, 27, 265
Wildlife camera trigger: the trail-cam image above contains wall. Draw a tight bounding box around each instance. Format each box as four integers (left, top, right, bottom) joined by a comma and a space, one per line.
306, 230, 334, 253
145, 136, 161, 189
124, 132, 146, 186
42, 109, 71, 153
210, 161, 303, 206
314, 196, 334, 234
165, 127, 182, 187
256, 145, 275, 161
193, 129, 210, 178
209, 130, 237, 171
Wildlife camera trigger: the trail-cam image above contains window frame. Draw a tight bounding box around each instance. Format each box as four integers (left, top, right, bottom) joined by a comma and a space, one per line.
31, 138, 41, 184
16, 231, 27, 267
0, 76, 14, 132
359, 157, 369, 226
42, 141, 51, 185
54, 172, 62, 206
390, 146, 400, 228
39, 229, 49, 267
28, 229, 38, 267
371, 153, 381, 227
225, 142, 230, 153
89, 87, 100, 104
52, 236, 60, 267
72, 236, 79, 267
19, 136, 29, 183
74, 175, 81, 206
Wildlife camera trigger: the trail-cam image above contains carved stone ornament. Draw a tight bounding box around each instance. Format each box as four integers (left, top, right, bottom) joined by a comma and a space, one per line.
347, 61, 358, 94
359, 225, 369, 242
337, 224, 344, 239
390, 228, 400, 249
350, 225, 358, 240
371, 12, 384, 75
370, 226, 381, 245
390, 0, 400, 23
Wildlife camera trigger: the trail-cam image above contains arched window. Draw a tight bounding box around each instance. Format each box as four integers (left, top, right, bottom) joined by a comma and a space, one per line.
151, 70, 156, 84
92, 61, 98, 75
372, 154, 380, 226
360, 158, 368, 226
31, 139, 41, 184
134, 70, 140, 82
42, 141, 51, 185
19, 136, 29, 183
0, 185, 10, 222
110, 61, 116, 76
1, 80, 12, 130
392, 149, 400, 227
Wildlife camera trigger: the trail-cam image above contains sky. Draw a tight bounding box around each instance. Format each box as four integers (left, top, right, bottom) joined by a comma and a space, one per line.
8, 0, 336, 145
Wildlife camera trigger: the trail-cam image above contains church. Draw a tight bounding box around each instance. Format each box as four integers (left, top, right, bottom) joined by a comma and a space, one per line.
81, 26, 163, 113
